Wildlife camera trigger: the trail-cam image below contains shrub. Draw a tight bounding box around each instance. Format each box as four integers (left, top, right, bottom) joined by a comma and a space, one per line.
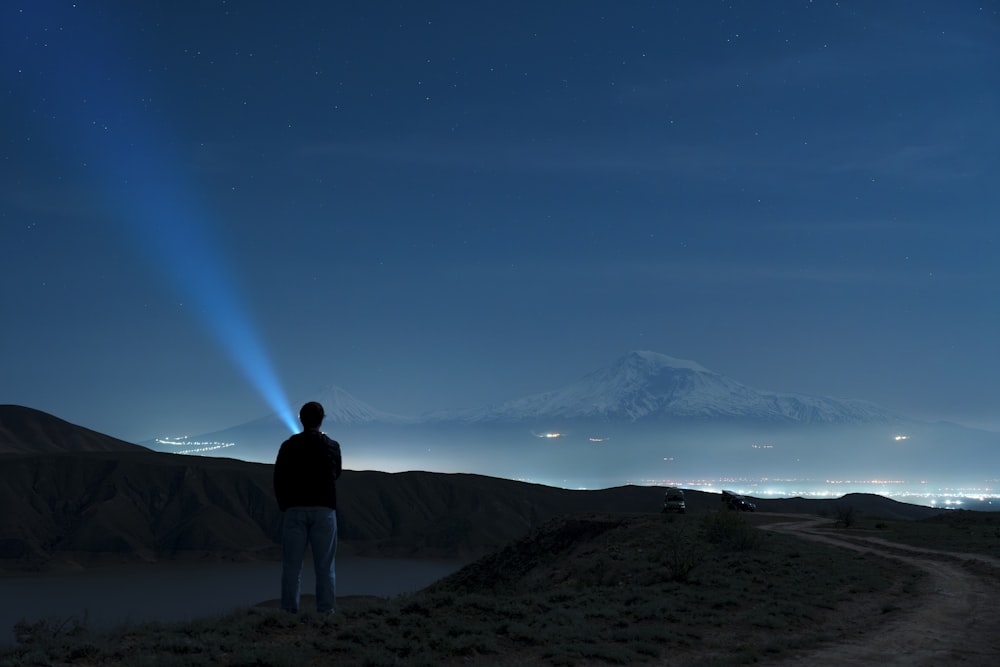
657, 524, 704, 581
701, 510, 760, 552
835, 504, 857, 528
12, 614, 89, 645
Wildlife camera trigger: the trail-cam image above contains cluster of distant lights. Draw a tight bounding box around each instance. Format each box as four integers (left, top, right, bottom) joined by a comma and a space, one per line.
643, 432, 1000, 504
533, 432, 610, 443
154, 428, 992, 508
746, 435, 911, 448
642, 432, 990, 508
824, 478, 906, 485
633, 475, 999, 507
532, 431, 910, 449
155, 436, 236, 455
530, 434, 920, 449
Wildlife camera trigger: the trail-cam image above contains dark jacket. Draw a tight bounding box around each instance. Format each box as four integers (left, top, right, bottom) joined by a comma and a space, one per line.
273, 429, 342, 511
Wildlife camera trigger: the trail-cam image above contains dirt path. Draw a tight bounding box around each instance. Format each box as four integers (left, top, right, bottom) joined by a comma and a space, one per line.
761, 516, 1000, 666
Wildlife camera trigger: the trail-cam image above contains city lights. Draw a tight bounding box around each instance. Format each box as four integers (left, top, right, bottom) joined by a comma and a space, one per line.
155, 436, 236, 455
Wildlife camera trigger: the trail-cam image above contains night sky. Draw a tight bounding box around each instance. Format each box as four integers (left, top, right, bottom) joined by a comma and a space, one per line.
2, 1, 998, 444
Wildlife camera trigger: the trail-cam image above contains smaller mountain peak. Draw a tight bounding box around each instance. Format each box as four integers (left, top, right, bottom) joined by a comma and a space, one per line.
315, 385, 358, 405
310, 385, 385, 424
310, 385, 411, 425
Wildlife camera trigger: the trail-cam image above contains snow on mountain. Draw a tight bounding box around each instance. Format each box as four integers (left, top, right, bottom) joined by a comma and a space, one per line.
424, 351, 900, 425
312, 385, 411, 425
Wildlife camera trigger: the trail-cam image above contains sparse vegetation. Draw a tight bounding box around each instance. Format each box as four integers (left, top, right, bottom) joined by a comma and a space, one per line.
811, 510, 1000, 585
834, 504, 858, 528
1, 510, 938, 667
657, 520, 703, 582
12, 614, 90, 646
701, 508, 761, 551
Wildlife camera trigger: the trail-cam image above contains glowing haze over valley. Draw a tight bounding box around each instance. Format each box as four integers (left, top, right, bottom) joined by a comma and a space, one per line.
146, 351, 1000, 510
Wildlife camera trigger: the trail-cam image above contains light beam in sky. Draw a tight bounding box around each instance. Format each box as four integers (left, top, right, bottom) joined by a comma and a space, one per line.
6, 5, 298, 434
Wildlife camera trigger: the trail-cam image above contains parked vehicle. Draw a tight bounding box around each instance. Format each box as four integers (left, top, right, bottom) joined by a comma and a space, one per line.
662, 487, 686, 514
720, 490, 756, 512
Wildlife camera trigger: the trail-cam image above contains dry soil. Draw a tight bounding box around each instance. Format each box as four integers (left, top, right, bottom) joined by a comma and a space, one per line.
761, 516, 1000, 666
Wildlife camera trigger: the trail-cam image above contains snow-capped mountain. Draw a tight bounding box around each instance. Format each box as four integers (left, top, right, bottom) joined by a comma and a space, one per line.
424, 351, 900, 425
312, 385, 411, 425
147, 351, 1000, 489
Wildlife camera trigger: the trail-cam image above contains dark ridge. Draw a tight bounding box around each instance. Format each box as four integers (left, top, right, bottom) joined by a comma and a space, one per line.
0, 405, 148, 454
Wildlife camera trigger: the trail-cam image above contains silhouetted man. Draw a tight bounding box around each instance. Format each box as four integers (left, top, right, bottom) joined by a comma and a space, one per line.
273, 401, 342, 613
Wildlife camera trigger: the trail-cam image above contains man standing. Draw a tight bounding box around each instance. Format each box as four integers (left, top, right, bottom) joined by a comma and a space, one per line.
273, 401, 342, 613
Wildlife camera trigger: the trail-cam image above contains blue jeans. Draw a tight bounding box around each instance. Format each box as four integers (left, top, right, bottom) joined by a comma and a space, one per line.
281, 508, 338, 613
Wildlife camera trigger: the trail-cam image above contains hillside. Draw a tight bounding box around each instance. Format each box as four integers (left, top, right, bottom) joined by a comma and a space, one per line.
0, 405, 147, 454
0, 447, 676, 570
0, 449, 943, 572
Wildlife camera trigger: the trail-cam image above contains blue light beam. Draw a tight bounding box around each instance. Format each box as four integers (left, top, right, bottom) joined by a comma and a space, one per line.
4, 4, 299, 434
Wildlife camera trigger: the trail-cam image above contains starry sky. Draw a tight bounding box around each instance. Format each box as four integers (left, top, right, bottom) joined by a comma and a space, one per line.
2, 1, 998, 443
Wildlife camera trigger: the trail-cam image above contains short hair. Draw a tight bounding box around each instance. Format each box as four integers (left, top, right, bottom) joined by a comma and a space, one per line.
299, 401, 325, 429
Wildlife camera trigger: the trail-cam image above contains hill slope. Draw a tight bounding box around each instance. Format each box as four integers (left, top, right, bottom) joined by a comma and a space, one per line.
0, 447, 674, 570
0, 450, 943, 572
0, 405, 148, 454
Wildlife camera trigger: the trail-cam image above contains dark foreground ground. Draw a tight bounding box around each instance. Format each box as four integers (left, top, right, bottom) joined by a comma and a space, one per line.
3, 508, 1000, 667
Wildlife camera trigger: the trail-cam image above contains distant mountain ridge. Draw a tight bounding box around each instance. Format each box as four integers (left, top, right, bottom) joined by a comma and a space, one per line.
205, 351, 903, 433
423, 351, 900, 425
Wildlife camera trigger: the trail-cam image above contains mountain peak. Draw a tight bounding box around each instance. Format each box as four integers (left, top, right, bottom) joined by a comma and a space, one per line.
615, 351, 711, 374
430, 351, 899, 425
312, 385, 410, 425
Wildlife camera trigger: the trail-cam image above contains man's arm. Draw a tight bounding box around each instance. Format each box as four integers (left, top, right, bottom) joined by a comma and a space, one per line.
327, 438, 342, 480
273, 443, 289, 510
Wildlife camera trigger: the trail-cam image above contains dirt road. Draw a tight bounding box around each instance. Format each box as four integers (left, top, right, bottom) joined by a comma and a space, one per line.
762, 516, 1000, 666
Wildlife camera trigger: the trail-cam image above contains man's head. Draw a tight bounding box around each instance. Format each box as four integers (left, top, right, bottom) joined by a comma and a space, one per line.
299, 401, 325, 430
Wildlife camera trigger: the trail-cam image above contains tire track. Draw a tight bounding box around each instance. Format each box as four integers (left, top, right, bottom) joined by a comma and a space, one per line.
762, 516, 1000, 666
